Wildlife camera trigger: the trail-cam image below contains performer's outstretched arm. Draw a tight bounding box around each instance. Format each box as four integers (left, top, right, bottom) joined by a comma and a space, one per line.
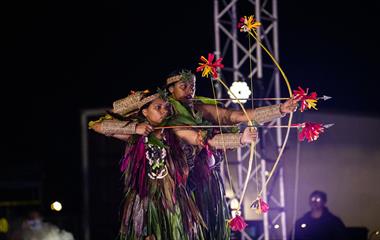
208, 127, 257, 149
89, 119, 134, 141
195, 97, 298, 125
173, 127, 257, 149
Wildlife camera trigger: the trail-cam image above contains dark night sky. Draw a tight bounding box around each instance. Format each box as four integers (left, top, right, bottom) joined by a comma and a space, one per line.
2, 0, 379, 228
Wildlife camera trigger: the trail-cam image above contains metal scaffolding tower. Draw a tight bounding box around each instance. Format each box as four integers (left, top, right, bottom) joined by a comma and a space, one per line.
213, 0, 287, 239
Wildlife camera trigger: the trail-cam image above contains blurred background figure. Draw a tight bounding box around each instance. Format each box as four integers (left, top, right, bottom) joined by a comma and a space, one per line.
291, 190, 346, 240
10, 210, 74, 240
368, 229, 380, 240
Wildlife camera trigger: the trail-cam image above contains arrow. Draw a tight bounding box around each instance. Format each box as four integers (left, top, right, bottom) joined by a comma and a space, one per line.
323, 123, 335, 129
154, 123, 335, 130
318, 95, 332, 101
190, 95, 332, 102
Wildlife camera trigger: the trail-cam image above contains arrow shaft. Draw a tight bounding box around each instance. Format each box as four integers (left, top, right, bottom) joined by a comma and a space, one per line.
154, 125, 300, 130
191, 95, 330, 102
191, 97, 289, 101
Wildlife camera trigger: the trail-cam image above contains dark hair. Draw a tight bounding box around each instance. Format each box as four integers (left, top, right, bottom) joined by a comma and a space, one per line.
136, 95, 156, 120
165, 70, 181, 91
310, 190, 327, 203
166, 82, 175, 91
165, 69, 195, 91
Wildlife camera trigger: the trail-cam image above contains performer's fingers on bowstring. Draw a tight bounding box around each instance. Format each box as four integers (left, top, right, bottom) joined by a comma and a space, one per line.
249, 126, 257, 133
288, 97, 299, 112
145, 129, 152, 136
251, 132, 258, 140
248, 128, 258, 141
292, 96, 302, 105
147, 125, 154, 133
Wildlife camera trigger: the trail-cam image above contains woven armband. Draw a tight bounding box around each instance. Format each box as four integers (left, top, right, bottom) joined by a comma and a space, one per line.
101, 120, 137, 136
211, 133, 243, 149
253, 104, 285, 125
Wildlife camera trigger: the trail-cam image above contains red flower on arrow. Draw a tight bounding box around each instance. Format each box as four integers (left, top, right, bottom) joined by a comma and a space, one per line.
293, 86, 318, 112
196, 53, 224, 79
295, 122, 325, 142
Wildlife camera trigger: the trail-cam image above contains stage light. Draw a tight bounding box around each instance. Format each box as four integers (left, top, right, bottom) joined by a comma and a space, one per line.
228, 81, 251, 104
376, 230, 379, 235
50, 201, 62, 211
274, 224, 280, 229
301, 223, 307, 228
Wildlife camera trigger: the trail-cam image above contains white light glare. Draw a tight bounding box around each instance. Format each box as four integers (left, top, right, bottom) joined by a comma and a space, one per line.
301, 223, 307, 228
50, 201, 62, 211
230, 198, 239, 210
228, 81, 252, 104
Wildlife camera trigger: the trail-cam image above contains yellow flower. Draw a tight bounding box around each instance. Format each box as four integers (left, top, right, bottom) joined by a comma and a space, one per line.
305, 99, 318, 110
196, 53, 224, 79
238, 15, 261, 33
199, 57, 213, 77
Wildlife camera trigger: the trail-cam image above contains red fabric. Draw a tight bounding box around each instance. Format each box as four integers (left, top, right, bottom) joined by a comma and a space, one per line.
120, 147, 133, 172
205, 144, 213, 158
121, 137, 149, 197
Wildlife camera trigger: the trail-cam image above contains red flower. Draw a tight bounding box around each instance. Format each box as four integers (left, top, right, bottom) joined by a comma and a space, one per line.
297, 122, 325, 142
250, 197, 269, 214
293, 86, 318, 112
228, 213, 248, 231
196, 53, 224, 79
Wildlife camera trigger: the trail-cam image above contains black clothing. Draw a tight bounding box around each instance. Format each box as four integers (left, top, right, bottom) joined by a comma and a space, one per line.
291, 207, 346, 240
